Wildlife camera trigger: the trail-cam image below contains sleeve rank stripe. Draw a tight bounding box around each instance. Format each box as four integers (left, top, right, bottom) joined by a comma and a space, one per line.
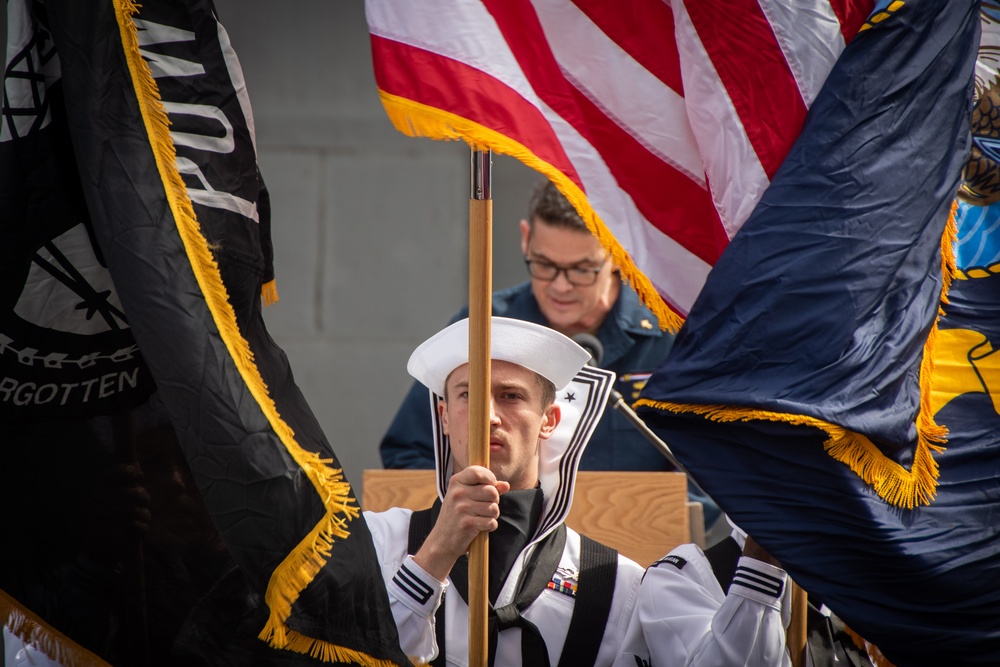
732, 565, 784, 597
394, 563, 434, 605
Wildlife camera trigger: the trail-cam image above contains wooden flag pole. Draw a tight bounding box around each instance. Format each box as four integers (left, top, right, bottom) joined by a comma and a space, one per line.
788, 579, 808, 666
468, 147, 493, 667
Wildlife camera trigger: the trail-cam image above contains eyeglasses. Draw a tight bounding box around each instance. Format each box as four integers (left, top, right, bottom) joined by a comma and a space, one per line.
523, 256, 607, 286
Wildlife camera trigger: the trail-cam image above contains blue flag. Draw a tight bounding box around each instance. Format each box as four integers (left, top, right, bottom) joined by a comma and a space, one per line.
636, 2, 998, 664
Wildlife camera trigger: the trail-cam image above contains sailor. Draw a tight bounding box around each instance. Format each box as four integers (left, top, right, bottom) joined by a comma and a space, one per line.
365, 316, 643, 666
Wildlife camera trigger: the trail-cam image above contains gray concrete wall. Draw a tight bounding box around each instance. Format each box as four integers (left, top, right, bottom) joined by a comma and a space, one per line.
217, 1, 543, 492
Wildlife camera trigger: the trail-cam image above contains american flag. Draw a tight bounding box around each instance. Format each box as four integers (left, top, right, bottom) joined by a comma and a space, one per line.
365, 0, 873, 329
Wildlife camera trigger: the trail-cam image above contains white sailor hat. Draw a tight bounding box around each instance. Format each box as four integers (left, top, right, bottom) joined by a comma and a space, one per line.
407, 316, 591, 396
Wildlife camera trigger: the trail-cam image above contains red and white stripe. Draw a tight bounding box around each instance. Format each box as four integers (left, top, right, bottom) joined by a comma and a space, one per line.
366, 0, 872, 319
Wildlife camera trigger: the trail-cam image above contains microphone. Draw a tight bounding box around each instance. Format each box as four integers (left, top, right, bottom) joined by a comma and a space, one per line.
572, 333, 604, 367
571, 333, 702, 489
573, 333, 624, 406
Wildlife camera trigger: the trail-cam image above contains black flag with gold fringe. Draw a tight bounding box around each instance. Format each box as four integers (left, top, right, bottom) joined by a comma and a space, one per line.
0, 1, 407, 665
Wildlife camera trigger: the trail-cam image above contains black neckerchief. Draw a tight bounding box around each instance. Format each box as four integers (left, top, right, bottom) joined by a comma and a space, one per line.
494, 486, 543, 602
448, 485, 544, 605
438, 486, 566, 667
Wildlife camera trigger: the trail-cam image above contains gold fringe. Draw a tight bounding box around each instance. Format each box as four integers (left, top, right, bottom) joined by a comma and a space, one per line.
0, 588, 111, 667
113, 3, 387, 663
633, 400, 941, 509
262, 278, 280, 306
632, 201, 960, 509
938, 200, 958, 312
378, 91, 684, 334
268, 628, 407, 667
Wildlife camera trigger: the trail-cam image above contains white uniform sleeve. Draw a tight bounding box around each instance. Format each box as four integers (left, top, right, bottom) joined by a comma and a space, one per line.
363, 509, 447, 664
617, 543, 791, 667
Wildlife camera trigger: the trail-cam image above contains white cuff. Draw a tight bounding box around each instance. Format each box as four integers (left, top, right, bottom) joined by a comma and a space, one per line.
729, 557, 787, 609
390, 554, 447, 617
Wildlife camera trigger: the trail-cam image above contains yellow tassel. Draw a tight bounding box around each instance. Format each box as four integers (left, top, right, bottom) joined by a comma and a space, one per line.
263, 628, 405, 667
634, 400, 940, 509
113, 3, 387, 662
0, 588, 111, 667
938, 199, 958, 311
379, 91, 684, 334
261, 278, 280, 306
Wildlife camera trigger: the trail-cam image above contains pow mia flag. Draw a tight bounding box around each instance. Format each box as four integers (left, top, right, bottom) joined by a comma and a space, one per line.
1, 1, 405, 665
0, 1, 155, 421
1, 0, 275, 422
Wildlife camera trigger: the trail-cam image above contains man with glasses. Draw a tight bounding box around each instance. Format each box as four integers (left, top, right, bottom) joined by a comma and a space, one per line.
381, 179, 719, 526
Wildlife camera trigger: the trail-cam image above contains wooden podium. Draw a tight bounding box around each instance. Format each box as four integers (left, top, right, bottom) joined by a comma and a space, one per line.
362, 469, 692, 567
